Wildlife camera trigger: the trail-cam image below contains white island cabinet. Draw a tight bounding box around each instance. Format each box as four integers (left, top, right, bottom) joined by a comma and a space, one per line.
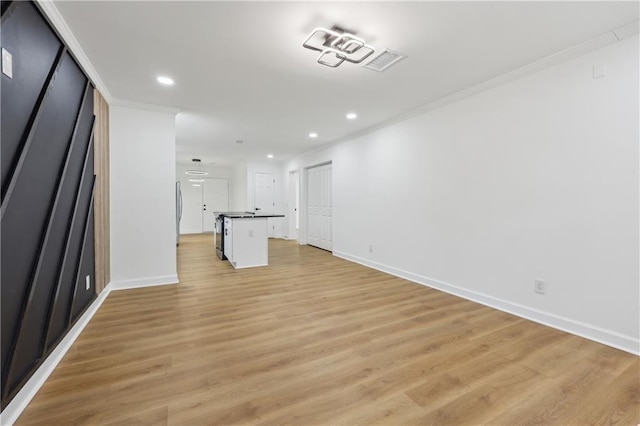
224, 217, 268, 269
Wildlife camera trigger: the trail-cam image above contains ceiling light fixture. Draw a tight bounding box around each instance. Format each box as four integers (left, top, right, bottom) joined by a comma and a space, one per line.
267, 154, 274, 159
309, 132, 318, 138
157, 76, 174, 85
188, 178, 204, 183
303, 26, 375, 68
185, 158, 208, 176
192, 184, 201, 187
346, 112, 357, 120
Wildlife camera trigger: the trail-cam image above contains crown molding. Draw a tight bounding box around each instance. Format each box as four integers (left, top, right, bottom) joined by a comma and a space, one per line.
614, 20, 640, 41
329, 23, 637, 148
36, 0, 181, 116
109, 99, 181, 116
36, 0, 114, 103
33, 2, 637, 140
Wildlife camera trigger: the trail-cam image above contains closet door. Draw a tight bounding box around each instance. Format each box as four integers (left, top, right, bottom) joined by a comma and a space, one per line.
306, 163, 332, 251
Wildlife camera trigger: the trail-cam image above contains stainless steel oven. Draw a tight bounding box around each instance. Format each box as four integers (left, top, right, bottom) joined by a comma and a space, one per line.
214, 214, 226, 260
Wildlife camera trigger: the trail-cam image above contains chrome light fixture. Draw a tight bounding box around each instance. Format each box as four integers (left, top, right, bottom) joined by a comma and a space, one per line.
185, 158, 208, 176
303, 26, 375, 68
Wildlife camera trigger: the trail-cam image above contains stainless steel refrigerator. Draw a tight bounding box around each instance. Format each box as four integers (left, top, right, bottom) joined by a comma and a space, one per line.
176, 181, 182, 245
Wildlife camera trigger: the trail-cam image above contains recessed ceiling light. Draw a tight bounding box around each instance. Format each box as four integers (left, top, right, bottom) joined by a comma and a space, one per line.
188, 178, 204, 183
192, 184, 201, 187
309, 132, 318, 138
157, 76, 174, 85
267, 154, 274, 159
346, 112, 357, 120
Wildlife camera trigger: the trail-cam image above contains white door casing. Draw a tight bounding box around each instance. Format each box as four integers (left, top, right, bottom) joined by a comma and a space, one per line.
288, 170, 300, 241
202, 178, 229, 232
306, 163, 332, 251
254, 172, 275, 237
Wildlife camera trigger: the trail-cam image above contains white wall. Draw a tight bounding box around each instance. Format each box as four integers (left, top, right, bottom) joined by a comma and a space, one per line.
231, 162, 247, 211
284, 35, 639, 354
110, 105, 178, 286
176, 162, 232, 234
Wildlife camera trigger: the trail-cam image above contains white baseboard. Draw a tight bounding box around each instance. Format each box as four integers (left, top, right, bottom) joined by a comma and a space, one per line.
0, 275, 179, 425
333, 251, 640, 356
109, 274, 178, 290
0, 286, 111, 426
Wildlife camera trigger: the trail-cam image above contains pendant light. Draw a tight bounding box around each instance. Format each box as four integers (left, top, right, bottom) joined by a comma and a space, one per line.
185, 158, 208, 176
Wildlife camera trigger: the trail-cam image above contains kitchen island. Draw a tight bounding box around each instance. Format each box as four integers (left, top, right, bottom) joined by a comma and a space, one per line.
214, 212, 284, 269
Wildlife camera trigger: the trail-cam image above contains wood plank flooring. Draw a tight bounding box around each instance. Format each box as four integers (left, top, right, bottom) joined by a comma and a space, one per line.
17, 234, 640, 425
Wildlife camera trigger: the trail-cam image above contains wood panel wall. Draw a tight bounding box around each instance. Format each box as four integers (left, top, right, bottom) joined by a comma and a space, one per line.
93, 89, 110, 294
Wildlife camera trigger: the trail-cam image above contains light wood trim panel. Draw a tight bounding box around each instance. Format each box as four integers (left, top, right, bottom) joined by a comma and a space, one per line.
92, 88, 109, 294
16, 235, 640, 425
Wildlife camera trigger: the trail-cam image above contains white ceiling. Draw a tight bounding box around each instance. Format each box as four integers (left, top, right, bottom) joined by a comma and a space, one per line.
53, 1, 638, 167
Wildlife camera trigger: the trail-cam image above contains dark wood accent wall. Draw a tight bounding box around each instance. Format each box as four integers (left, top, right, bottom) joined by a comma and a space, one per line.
1, 1, 97, 408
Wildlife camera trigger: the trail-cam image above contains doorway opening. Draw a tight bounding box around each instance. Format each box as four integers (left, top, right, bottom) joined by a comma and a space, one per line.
178, 177, 228, 234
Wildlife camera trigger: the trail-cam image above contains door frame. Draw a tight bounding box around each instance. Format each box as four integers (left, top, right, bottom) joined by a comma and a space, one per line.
288, 169, 300, 241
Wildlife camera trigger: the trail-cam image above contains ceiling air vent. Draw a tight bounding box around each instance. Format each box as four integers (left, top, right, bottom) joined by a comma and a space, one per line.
363, 49, 406, 72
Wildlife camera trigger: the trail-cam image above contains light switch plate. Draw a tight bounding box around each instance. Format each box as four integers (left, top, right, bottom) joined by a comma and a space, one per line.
2, 48, 13, 78
593, 63, 606, 79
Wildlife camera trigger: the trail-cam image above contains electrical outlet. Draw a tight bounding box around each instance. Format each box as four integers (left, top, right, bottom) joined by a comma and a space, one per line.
369, 244, 373, 253
85, 275, 91, 290
534, 279, 545, 295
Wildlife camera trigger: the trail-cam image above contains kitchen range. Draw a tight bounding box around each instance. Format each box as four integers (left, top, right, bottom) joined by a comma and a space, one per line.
214, 212, 284, 268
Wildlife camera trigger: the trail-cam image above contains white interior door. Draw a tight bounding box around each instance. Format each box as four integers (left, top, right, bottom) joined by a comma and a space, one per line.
254, 172, 275, 237
307, 163, 332, 251
180, 181, 204, 234
202, 178, 229, 232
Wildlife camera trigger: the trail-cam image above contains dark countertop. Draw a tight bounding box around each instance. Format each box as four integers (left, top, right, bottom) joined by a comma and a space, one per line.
215, 211, 285, 219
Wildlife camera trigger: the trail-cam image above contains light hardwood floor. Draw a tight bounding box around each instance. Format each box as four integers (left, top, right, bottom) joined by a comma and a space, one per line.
17, 234, 639, 425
